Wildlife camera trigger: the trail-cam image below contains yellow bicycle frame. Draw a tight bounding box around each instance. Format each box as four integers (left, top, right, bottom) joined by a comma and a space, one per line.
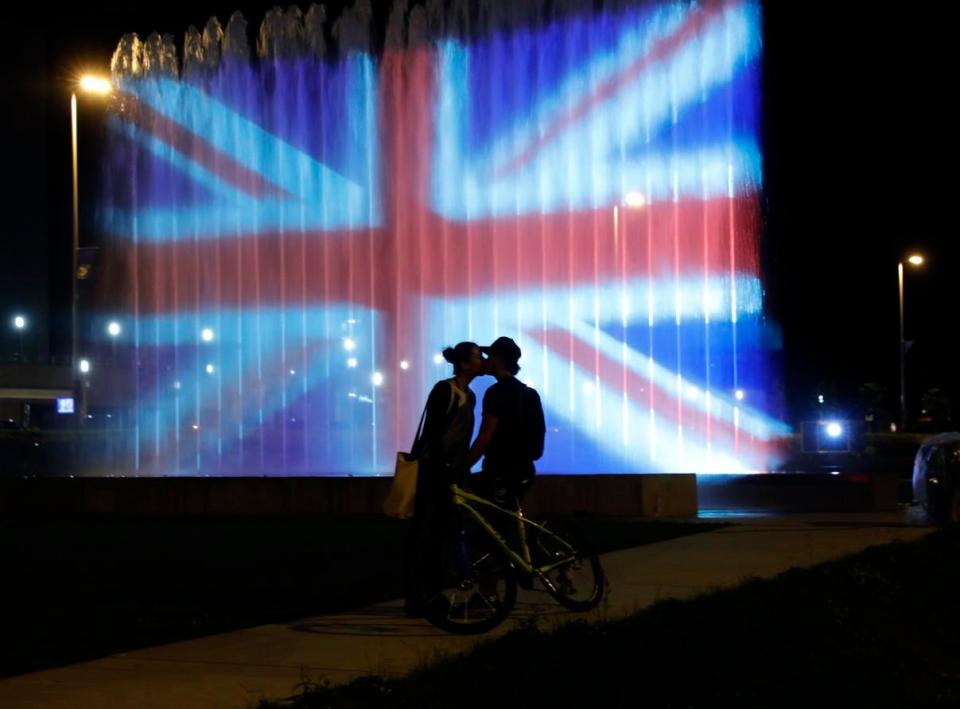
449, 483, 578, 587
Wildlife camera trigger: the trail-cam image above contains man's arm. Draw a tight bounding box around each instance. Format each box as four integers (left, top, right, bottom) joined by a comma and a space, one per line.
468, 415, 498, 467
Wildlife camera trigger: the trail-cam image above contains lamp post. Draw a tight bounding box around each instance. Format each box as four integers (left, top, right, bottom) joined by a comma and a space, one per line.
13, 314, 26, 361
71, 74, 111, 421
898, 254, 924, 433
107, 321, 121, 361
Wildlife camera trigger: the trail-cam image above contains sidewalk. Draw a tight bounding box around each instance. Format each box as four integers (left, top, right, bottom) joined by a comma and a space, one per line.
0, 512, 930, 709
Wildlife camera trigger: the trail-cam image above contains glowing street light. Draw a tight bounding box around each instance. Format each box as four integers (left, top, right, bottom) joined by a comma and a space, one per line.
371, 371, 384, 387
734, 389, 746, 401
13, 314, 26, 361
825, 422, 843, 439
624, 191, 647, 209
79, 75, 112, 95
898, 253, 925, 432
205, 363, 216, 374
201, 327, 215, 342
343, 337, 356, 352
347, 357, 358, 369
400, 360, 410, 371
106, 320, 122, 362
79, 359, 91, 374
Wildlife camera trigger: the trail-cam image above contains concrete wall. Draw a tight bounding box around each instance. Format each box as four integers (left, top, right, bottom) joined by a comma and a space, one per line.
0, 474, 697, 519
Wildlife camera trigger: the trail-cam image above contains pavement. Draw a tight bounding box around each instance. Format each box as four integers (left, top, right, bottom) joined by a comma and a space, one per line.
0, 511, 932, 709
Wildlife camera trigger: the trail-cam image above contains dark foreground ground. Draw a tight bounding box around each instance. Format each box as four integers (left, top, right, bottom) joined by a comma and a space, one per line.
0, 515, 717, 678
257, 526, 960, 709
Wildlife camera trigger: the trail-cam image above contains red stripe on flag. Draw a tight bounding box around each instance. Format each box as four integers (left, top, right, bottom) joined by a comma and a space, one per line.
118, 92, 292, 200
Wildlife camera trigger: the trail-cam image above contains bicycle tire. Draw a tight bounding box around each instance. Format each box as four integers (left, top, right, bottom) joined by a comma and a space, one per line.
531, 518, 604, 612
420, 527, 517, 635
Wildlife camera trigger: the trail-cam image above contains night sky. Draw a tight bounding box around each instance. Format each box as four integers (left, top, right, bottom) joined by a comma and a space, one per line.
0, 1, 950, 424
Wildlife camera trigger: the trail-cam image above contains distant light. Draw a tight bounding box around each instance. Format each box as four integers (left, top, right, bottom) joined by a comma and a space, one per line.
581, 381, 595, 396
87, 414, 93, 420
289, 369, 296, 375
346, 319, 357, 325
433, 353, 444, 365
907, 254, 924, 266
372, 371, 384, 387
817, 394, 825, 404
107, 321, 121, 337
624, 191, 647, 208
735, 389, 745, 401
79, 75, 112, 95
79, 359, 91, 374
400, 360, 410, 370
830, 471, 841, 476
347, 357, 358, 368
343, 337, 356, 352
13, 315, 26, 330
201, 327, 215, 342
173, 380, 182, 390
56, 398, 75, 415
191, 424, 199, 431
205, 363, 215, 374
348, 392, 358, 399
889, 422, 898, 433
825, 422, 843, 439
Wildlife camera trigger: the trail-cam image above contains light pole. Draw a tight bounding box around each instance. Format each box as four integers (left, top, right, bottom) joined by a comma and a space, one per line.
107, 321, 121, 361
13, 314, 26, 361
898, 254, 924, 433
71, 75, 112, 379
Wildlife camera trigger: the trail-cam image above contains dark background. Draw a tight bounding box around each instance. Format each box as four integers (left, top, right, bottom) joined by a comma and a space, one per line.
0, 1, 950, 426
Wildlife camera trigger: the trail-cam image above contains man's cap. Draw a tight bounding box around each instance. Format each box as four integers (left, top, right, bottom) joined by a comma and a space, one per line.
480, 336, 521, 363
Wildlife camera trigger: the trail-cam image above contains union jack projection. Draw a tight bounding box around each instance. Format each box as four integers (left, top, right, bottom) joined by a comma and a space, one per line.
96, 0, 787, 476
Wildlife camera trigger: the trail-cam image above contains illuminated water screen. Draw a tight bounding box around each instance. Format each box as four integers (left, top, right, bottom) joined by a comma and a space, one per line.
95, 0, 788, 476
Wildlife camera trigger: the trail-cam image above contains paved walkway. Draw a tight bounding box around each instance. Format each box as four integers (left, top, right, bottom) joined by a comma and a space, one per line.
0, 512, 930, 708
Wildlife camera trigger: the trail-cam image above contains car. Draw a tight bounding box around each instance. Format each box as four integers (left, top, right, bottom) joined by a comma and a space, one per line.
911, 432, 960, 524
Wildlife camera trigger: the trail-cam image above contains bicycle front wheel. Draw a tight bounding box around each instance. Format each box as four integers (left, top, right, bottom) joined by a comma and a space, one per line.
531, 518, 604, 612
420, 528, 517, 635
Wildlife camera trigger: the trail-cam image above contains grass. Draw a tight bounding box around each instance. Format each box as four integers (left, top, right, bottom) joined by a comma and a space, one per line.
0, 514, 716, 678
257, 526, 960, 708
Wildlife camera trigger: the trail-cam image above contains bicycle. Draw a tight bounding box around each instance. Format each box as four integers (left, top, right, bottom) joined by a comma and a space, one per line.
419, 482, 605, 635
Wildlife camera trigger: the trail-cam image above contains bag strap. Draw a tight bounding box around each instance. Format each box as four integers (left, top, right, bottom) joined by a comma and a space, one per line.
409, 402, 429, 454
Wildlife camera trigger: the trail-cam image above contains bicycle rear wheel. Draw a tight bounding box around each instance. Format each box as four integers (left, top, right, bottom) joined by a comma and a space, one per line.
420, 528, 517, 635
531, 518, 604, 611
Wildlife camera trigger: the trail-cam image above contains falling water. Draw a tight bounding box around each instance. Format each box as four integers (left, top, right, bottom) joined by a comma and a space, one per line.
95, 0, 787, 476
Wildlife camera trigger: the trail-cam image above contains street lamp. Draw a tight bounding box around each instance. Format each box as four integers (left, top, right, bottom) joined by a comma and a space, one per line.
71, 74, 112, 386
898, 253, 925, 432
107, 320, 121, 362
13, 314, 26, 361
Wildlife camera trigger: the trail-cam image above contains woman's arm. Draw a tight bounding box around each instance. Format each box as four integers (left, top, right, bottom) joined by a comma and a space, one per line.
467, 414, 498, 467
